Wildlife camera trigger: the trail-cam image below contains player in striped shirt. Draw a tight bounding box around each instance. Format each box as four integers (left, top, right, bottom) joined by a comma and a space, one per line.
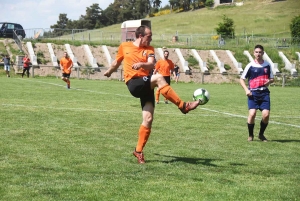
240, 44, 274, 142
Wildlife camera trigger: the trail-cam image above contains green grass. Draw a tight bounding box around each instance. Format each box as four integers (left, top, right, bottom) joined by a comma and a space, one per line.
0, 76, 299, 200
81, 0, 300, 37
0, 41, 7, 56
38, 0, 300, 51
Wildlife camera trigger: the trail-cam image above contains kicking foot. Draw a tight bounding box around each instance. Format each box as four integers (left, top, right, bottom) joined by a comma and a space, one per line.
180, 100, 200, 114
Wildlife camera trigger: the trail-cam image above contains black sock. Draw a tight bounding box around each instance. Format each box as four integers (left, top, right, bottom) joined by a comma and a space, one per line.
259, 120, 268, 136
247, 123, 255, 137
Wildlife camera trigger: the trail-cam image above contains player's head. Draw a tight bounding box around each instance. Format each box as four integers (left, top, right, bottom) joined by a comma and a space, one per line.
163, 50, 169, 59
254, 44, 264, 60
135, 25, 152, 47
64, 52, 69, 58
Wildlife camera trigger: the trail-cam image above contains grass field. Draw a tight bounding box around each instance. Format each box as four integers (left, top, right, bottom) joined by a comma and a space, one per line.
0, 76, 299, 200
88, 0, 300, 36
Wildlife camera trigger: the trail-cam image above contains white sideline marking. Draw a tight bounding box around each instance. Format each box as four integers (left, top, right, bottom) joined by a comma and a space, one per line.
16, 79, 300, 128
1, 103, 217, 117
3, 103, 300, 128
202, 108, 300, 128
18, 78, 132, 98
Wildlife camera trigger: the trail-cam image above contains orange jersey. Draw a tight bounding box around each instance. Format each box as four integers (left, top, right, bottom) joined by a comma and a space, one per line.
60, 57, 73, 74
155, 59, 174, 76
116, 42, 155, 83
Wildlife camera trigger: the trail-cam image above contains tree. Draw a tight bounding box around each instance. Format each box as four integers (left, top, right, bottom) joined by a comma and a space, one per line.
215, 15, 235, 38
50, 14, 69, 29
169, 0, 180, 10
50, 14, 71, 36
290, 15, 300, 44
83, 4, 103, 29
205, 0, 214, 7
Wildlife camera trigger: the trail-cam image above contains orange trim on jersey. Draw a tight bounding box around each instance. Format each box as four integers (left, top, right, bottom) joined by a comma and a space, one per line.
116, 42, 155, 83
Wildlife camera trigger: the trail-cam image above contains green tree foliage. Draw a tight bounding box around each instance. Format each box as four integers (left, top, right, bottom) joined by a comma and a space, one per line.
84, 4, 103, 29
290, 15, 300, 44
49, 14, 71, 36
49, 0, 203, 30
205, 0, 214, 7
50, 14, 69, 29
169, 0, 181, 10
215, 15, 235, 38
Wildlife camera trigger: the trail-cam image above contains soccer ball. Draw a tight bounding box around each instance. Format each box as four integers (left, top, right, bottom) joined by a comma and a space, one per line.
193, 88, 210, 105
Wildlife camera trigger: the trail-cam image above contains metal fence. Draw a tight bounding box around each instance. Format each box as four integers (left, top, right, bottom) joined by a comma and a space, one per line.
11, 64, 299, 87
21, 28, 300, 49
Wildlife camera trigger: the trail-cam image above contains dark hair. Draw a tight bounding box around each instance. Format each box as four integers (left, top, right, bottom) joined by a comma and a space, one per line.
135, 25, 150, 38
163, 50, 169, 54
254, 44, 264, 51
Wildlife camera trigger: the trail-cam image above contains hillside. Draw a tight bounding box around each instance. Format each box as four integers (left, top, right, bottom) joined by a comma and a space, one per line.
3, 40, 298, 84
1, 40, 245, 83
97, 0, 300, 37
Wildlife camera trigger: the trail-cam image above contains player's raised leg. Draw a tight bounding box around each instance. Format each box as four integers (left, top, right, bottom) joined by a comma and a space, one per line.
151, 73, 200, 114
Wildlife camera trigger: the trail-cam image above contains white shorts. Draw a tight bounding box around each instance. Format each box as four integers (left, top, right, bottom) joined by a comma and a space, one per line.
4, 64, 10, 71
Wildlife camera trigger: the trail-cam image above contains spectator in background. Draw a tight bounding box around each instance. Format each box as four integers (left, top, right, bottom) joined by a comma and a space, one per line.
22, 54, 30, 78
60, 52, 73, 89
1, 54, 11, 77
174, 64, 180, 84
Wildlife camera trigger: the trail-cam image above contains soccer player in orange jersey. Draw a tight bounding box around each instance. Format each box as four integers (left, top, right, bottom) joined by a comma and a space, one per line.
153, 50, 176, 104
104, 25, 201, 164
60, 52, 73, 89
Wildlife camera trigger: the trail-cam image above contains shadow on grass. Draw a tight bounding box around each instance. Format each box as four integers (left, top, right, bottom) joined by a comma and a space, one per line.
152, 153, 219, 166
271, 140, 300, 143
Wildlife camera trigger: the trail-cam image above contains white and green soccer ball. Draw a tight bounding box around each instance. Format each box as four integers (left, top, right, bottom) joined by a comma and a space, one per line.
193, 88, 210, 105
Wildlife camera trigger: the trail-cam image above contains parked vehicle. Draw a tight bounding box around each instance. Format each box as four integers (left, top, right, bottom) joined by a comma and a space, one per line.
0, 22, 26, 39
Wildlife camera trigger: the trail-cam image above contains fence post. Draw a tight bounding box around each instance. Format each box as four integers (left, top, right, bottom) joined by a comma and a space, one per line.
201, 73, 204, 84
282, 74, 286, 87
120, 69, 123, 81
31, 66, 34, 78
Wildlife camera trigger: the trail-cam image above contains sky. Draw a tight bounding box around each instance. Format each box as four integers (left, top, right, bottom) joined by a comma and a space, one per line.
1, 0, 169, 30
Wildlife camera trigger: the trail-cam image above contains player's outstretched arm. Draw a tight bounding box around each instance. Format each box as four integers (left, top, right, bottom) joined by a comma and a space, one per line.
104, 59, 121, 78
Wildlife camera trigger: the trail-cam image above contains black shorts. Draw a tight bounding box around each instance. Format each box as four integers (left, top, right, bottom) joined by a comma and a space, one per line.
163, 76, 171, 85
62, 73, 70, 78
126, 76, 155, 109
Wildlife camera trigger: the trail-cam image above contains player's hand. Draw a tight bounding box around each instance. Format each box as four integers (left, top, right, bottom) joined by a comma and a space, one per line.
246, 89, 252, 96
264, 79, 270, 87
132, 63, 142, 70
104, 70, 111, 77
